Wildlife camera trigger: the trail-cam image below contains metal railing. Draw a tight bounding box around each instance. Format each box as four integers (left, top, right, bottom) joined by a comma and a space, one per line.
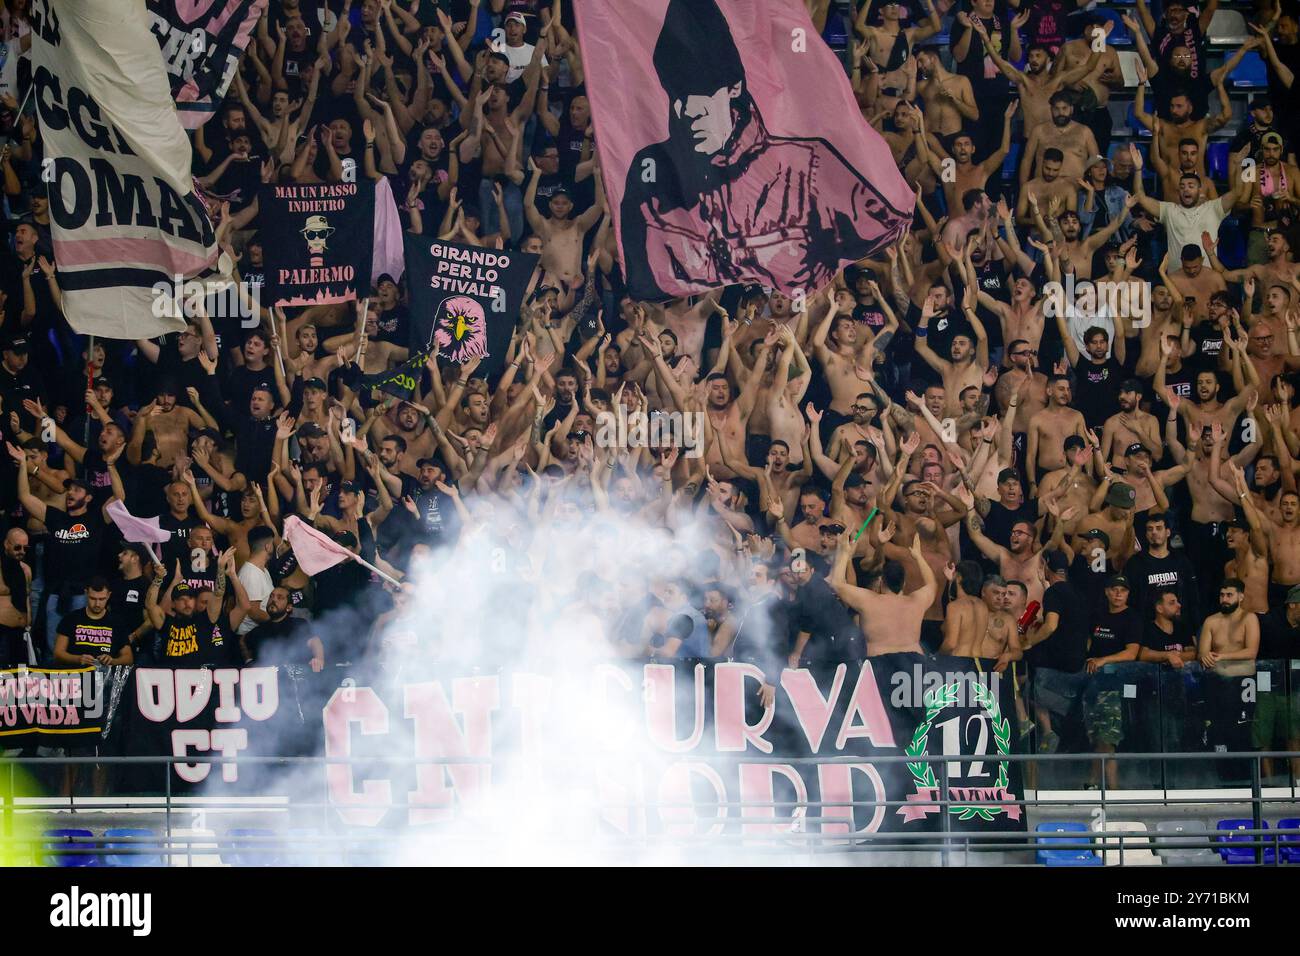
3, 750, 1298, 865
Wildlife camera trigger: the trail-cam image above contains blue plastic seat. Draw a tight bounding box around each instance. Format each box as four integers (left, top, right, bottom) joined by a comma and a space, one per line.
1001, 142, 1022, 183
284, 827, 330, 866
1126, 103, 1152, 138
102, 828, 163, 867
220, 828, 284, 867
1206, 141, 1230, 181
42, 829, 98, 867
1215, 819, 1276, 864
1231, 51, 1268, 89
1095, 9, 1132, 45
1276, 819, 1300, 864
1036, 821, 1102, 866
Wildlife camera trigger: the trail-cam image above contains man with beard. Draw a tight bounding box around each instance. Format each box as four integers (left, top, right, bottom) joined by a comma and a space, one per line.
702, 584, 739, 657
913, 46, 976, 143
1216, 229, 1300, 298
966, 513, 1061, 610
1021, 92, 1099, 188
1045, 17, 1124, 153
1131, 144, 1248, 271
373, 399, 438, 465
1198, 579, 1260, 753
1057, 321, 1126, 430
1101, 379, 1162, 467
1161, 367, 1252, 455
914, 284, 989, 419
1027, 375, 1088, 490
982, 34, 1100, 132
1049, 201, 1133, 282
1016, 147, 1075, 226
1165, 245, 1225, 324
127, 382, 213, 469
938, 560, 989, 658
975, 467, 1039, 551
619, 0, 908, 300
919, 103, 1016, 213
145, 556, 229, 668
827, 391, 883, 462
409, 457, 461, 547
1240, 134, 1300, 265
242, 586, 322, 669
1149, 130, 1218, 202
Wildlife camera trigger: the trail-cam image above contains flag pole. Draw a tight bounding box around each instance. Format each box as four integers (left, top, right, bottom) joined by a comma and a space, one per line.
349, 552, 403, 589
84, 335, 95, 449
0, 82, 36, 167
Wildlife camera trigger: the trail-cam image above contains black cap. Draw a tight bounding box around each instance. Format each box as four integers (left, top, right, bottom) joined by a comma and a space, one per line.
91, 375, 112, 390
416, 457, 441, 470
196, 427, 221, 444
376, 273, 398, 287
1125, 442, 1150, 457
1105, 573, 1129, 589
1250, 94, 1272, 110
1119, 378, 1144, 394
62, 477, 90, 493
1106, 482, 1137, 509
303, 377, 327, 391
1080, 527, 1111, 549
297, 422, 326, 439
1044, 550, 1071, 573
172, 581, 194, 595
2, 335, 29, 353
997, 467, 1020, 485
119, 542, 150, 565
338, 480, 362, 495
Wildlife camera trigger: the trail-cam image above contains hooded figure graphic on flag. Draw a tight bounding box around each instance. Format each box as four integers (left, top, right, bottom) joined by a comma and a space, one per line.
618, 0, 909, 300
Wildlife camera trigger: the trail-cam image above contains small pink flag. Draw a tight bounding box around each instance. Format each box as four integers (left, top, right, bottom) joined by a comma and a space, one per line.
283, 515, 353, 576
372, 177, 405, 283
105, 499, 173, 545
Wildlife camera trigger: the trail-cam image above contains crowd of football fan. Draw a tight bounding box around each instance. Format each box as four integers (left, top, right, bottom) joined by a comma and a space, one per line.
0, 0, 1298, 790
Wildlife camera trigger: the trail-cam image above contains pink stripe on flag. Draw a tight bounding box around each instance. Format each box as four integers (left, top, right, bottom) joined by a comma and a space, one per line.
53, 236, 216, 275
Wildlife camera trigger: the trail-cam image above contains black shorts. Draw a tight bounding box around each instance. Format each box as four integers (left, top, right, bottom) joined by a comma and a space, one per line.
0, 627, 27, 668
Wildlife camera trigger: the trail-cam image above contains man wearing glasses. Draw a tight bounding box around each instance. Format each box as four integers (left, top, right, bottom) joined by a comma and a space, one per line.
0, 527, 30, 666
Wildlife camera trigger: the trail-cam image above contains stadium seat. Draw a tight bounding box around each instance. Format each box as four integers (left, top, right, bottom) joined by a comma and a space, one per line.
1231, 51, 1269, 89
1096, 9, 1132, 45
102, 828, 163, 867
1035, 822, 1102, 866
1126, 103, 1152, 138
1102, 821, 1161, 866
42, 829, 98, 867
1215, 819, 1277, 864
1154, 820, 1220, 864
1207, 141, 1230, 181
1275, 819, 1300, 864
1117, 50, 1143, 88
1002, 142, 1022, 183
1207, 10, 1249, 47
221, 827, 285, 867
285, 827, 331, 866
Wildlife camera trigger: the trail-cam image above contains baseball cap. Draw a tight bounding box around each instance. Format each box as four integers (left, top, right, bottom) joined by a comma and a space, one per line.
119, 542, 150, 565
91, 375, 112, 390
416, 456, 442, 470
172, 581, 193, 595
62, 477, 90, 493
1044, 550, 1071, 573
338, 480, 362, 495
1080, 528, 1111, 549
996, 467, 1020, 485
505, 11, 527, 24
1119, 378, 1144, 394
1262, 131, 1285, 148
1125, 442, 1150, 458
1106, 481, 1137, 509
297, 422, 326, 439
196, 427, 221, 444
1105, 573, 1129, 589
376, 273, 398, 288
1, 335, 29, 353
303, 377, 327, 392
1287, 585, 1300, 604
1085, 154, 1107, 170
1251, 94, 1272, 110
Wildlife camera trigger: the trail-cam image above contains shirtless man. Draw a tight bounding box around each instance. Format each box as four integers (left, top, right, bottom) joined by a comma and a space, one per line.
370, 400, 437, 465
811, 298, 877, 425
756, 327, 813, 465
983, 278, 1046, 361
1164, 411, 1241, 591
1016, 148, 1077, 225
1217, 231, 1300, 296
966, 514, 1059, 608
828, 528, 936, 656
1197, 579, 1260, 670
938, 561, 990, 658
127, 383, 213, 468
525, 163, 605, 287
1101, 379, 1162, 466
1151, 129, 1218, 201
1026, 374, 1088, 491
183, 470, 272, 564
994, 339, 1047, 432
1020, 92, 1099, 187
1049, 17, 1124, 135
1242, 483, 1300, 609
1224, 501, 1271, 615
699, 367, 766, 482
1165, 245, 1226, 323
979, 576, 1023, 662
915, 47, 976, 141
1073, 478, 1138, 566
1160, 361, 1252, 440
914, 288, 989, 419
920, 101, 1016, 213
1037, 437, 1100, 537
1050, 203, 1134, 281
983, 26, 1102, 132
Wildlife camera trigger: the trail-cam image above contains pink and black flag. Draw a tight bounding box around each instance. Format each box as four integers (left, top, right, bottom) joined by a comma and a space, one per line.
575, 0, 913, 302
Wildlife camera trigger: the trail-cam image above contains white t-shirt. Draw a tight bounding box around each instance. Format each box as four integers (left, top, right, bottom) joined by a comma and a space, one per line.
503, 41, 546, 83
1158, 199, 1228, 270
237, 562, 274, 636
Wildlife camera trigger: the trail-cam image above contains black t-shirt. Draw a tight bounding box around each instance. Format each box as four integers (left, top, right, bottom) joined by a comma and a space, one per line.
1089, 607, 1142, 659
789, 575, 862, 662
226, 363, 277, 418
159, 612, 226, 667
234, 414, 278, 482
112, 575, 148, 630
1189, 320, 1226, 373
43, 507, 106, 590
1033, 580, 1089, 672
981, 499, 1038, 550
57, 609, 129, 659
1123, 549, 1200, 623
1073, 354, 1124, 428
1142, 616, 1197, 654
246, 614, 309, 664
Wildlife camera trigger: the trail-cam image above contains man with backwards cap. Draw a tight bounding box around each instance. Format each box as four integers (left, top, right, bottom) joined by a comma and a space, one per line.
1074, 477, 1137, 568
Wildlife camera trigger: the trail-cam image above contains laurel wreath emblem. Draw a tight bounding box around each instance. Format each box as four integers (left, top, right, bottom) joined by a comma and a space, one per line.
905, 680, 1012, 821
